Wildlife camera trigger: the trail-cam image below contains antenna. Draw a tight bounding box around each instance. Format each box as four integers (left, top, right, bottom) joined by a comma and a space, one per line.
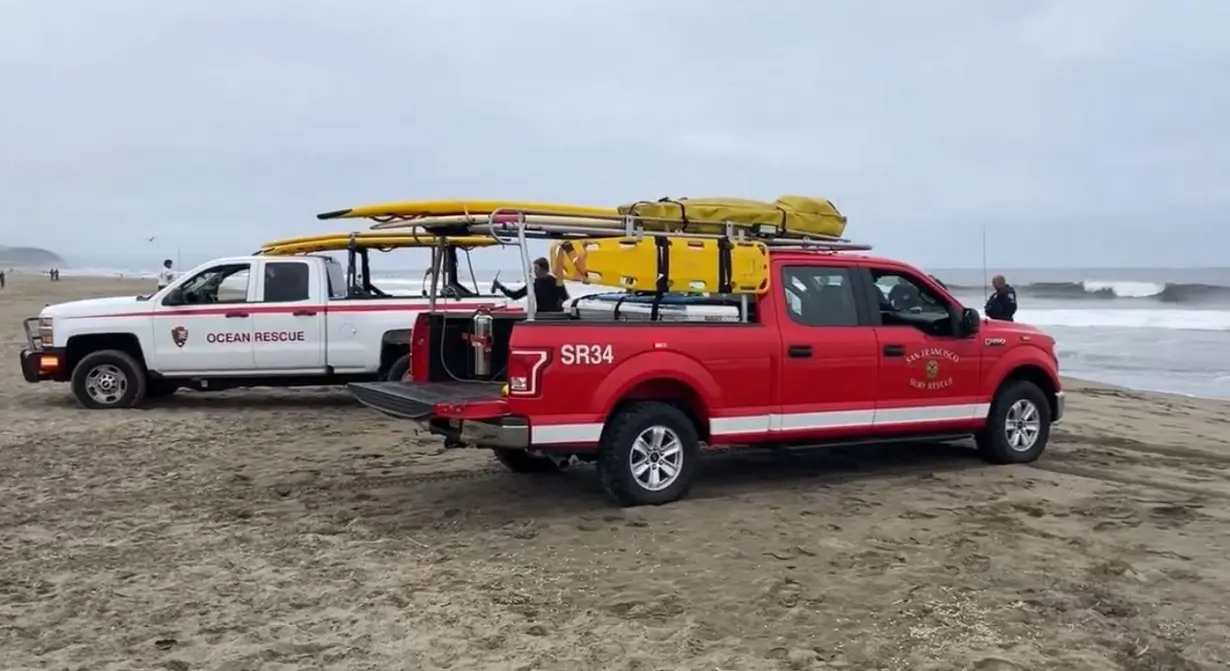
981, 225, 989, 297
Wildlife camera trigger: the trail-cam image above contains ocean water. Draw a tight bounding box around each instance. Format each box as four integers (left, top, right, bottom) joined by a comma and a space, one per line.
43, 265, 1230, 401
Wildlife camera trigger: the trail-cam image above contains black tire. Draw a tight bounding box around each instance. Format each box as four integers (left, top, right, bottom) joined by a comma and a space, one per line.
976, 380, 1052, 464
493, 448, 563, 473
70, 350, 147, 410
597, 401, 701, 506
385, 354, 410, 382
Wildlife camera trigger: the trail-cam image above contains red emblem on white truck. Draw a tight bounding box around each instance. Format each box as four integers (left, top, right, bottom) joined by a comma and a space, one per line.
171, 326, 189, 348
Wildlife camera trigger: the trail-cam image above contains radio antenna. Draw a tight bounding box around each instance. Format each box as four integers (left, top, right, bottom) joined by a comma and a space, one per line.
981, 225, 989, 296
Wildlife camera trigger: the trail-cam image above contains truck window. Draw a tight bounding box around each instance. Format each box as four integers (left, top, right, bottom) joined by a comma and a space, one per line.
262, 261, 311, 303
870, 269, 954, 335
781, 266, 859, 327
169, 264, 251, 305
324, 260, 347, 299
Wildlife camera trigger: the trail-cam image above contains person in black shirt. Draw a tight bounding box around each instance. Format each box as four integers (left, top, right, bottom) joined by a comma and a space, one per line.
985, 274, 1017, 321
494, 257, 570, 312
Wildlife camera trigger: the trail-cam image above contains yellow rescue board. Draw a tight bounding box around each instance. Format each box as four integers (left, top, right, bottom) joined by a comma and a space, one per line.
551, 237, 770, 295
317, 200, 619, 221
619, 196, 847, 238
258, 231, 497, 256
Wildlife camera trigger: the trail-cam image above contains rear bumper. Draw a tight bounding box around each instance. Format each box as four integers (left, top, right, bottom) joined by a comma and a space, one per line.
1053, 390, 1065, 423
428, 416, 530, 449
19, 348, 66, 383
348, 380, 528, 448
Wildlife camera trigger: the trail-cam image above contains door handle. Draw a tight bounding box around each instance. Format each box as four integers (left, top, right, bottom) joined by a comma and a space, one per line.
883, 344, 905, 357
788, 345, 813, 358
225, 311, 249, 319
292, 310, 317, 317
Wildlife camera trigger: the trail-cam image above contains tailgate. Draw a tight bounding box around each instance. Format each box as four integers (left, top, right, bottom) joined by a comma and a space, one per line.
348, 381, 504, 420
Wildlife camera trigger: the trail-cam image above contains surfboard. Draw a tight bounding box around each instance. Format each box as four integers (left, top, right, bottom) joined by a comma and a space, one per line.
317, 200, 619, 222
257, 231, 498, 256
318, 196, 848, 240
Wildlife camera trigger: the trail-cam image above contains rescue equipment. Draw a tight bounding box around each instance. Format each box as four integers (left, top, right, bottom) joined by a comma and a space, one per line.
550, 236, 771, 295
617, 196, 846, 239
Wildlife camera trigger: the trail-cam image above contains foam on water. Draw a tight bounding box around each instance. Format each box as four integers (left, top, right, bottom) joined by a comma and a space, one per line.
1015, 307, 1230, 332
1080, 280, 1166, 298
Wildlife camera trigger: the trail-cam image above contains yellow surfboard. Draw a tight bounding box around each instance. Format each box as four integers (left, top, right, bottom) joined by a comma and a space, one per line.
317, 200, 619, 222
551, 236, 770, 295
258, 231, 497, 256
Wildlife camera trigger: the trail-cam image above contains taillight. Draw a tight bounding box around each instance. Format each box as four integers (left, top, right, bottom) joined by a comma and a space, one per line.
409, 312, 432, 382
507, 348, 551, 397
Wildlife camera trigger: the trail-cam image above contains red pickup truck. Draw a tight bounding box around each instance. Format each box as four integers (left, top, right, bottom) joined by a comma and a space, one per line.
350, 250, 1064, 506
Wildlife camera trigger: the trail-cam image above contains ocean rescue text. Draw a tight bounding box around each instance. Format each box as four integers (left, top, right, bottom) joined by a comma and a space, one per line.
207, 331, 306, 344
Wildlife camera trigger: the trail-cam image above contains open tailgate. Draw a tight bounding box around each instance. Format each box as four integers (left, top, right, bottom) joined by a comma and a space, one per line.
348, 381, 505, 420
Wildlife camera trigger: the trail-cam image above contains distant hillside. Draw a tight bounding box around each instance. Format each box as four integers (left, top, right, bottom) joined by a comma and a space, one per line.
0, 245, 66, 269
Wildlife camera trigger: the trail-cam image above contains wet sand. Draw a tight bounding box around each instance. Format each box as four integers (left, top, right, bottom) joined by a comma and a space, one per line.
2, 276, 1229, 670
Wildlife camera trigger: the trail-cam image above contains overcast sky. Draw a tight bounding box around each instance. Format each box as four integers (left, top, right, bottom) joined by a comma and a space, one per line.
2, 0, 1228, 270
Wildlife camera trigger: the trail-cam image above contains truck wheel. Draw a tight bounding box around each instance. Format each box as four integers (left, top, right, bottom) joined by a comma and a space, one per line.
385, 354, 410, 382
597, 401, 700, 506
976, 380, 1052, 464
70, 350, 147, 410
493, 448, 564, 473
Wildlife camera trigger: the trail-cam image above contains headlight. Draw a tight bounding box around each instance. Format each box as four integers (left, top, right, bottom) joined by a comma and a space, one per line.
38, 317, 53, 346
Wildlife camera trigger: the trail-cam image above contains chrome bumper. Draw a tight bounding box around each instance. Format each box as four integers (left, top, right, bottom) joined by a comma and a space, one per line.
1053, 391, 1065, 423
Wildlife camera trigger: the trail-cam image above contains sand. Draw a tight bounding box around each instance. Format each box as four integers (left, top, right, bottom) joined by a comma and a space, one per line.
2, 276, 1229, 671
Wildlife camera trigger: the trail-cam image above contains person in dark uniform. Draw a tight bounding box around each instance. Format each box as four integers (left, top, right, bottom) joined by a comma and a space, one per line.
985, 274, 1017, 321
493, 257, 570, 312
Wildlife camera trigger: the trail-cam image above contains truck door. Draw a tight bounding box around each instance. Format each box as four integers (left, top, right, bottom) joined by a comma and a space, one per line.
251, 259, 326, 371
153, 262, 256, 373
861, 266, 984, 431
775, 264, 880, 440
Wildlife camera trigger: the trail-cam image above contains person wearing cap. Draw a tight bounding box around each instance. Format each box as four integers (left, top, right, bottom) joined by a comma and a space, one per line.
493, 257, 570, 312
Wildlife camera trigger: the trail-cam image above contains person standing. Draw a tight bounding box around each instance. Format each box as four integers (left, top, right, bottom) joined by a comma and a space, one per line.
985, 274, 1018, 321
157, 259, 176, 289
492, 257, 570, 313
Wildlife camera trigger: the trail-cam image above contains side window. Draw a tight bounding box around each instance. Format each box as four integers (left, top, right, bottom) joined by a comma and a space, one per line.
870, 269, 954, 335
781, 266, 860, 327
262, 261, 311, 303
165, 264, 251, 305
324, 260, 347, 300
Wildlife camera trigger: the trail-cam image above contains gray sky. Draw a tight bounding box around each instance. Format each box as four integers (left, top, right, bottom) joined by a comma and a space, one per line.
2, 0, 1228, 270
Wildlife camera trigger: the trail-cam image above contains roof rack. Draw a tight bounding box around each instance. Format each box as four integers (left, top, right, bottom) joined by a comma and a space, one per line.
316, 200, 872, 317
338, 207, 872, 253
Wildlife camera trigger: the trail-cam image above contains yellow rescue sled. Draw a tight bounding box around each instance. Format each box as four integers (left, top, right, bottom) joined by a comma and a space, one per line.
551, 236, 771, 295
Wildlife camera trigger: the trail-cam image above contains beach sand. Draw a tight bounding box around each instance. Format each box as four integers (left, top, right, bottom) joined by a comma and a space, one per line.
2, 276, 1229, 670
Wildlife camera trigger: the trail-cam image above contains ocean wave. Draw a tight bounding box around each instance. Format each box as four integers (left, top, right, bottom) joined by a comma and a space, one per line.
948, 280, 1230, 304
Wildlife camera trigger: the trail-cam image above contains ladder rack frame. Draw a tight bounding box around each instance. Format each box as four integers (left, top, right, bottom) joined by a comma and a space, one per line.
363, 207, 873, 320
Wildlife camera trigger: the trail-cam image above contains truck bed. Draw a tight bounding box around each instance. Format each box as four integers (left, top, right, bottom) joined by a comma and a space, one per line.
349, 380, 504, 420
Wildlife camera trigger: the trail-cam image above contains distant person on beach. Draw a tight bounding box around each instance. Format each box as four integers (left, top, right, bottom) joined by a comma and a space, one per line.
157, 259, 176, 289
492, 257, 570, 313
985, 274, 1017, 321
0, 270, 6, 289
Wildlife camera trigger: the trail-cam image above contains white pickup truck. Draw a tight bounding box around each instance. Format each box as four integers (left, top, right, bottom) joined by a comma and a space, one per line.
19, 232, 513, 409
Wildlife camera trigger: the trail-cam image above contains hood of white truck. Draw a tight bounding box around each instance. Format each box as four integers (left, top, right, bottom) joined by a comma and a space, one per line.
41, 295, 149, 319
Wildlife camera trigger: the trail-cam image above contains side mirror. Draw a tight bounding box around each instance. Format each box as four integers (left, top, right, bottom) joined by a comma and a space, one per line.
162, 287, 185, 306
960, 307, 981, 336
